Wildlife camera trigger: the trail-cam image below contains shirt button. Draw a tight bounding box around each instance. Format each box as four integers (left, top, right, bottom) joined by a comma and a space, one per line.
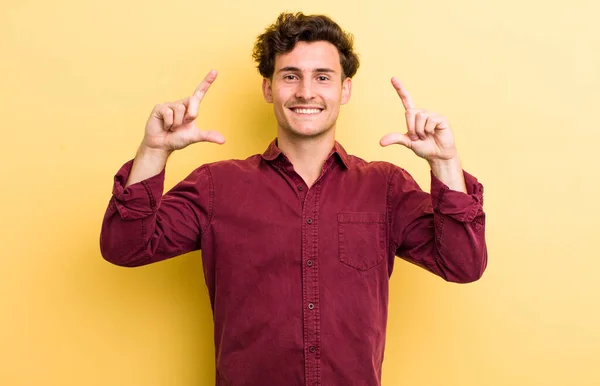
297, 185, 304, 191
309, 346, 316, 353
307, 260, 313, 267
308, 303, 315, 310
306, 218, 313, 224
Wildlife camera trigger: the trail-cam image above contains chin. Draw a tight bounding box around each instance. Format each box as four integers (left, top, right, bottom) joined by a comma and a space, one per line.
287, 125, 333, 139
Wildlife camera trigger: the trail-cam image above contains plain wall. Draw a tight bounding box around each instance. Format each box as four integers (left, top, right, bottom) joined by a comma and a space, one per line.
1, 0, 598, 385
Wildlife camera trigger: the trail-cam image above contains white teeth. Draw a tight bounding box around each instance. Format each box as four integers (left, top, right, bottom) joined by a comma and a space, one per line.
293, 108, 321, 115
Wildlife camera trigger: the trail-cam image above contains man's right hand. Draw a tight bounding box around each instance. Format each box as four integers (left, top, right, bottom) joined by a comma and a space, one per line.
125, 70, 224, 188
142, 70, 225, 153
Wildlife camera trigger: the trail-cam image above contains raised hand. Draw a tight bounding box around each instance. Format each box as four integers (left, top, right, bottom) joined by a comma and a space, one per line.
380, 77, 457, 162
124, 70, 225, 187
142, 70, 225, 153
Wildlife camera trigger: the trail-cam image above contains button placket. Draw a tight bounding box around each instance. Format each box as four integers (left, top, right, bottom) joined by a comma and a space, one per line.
301, 185, 321, 384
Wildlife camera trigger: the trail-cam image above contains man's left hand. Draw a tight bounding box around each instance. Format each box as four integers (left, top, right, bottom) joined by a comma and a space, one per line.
380, 77, 458, 163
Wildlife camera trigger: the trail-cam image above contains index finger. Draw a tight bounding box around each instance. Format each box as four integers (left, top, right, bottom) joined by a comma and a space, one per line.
186, 70, 218, 121
193, 69, 218, 101
391, 77, 415, 111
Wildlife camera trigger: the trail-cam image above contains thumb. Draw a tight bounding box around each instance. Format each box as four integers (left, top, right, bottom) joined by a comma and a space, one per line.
380, 133, 412, 149
191, 129, 226, 145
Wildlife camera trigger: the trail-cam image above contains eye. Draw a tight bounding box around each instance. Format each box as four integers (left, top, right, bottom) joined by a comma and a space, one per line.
317, 75, 330, 81
284, 74, 299, 80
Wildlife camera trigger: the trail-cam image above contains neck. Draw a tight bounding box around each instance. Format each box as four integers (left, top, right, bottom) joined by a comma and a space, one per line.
277, 129, 336, 187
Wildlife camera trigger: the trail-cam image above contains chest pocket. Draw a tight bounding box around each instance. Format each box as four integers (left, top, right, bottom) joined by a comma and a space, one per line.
338, 212, 386, 271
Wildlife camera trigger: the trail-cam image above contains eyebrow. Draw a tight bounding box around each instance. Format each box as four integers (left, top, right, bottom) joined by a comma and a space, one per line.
277, 67, 337, 74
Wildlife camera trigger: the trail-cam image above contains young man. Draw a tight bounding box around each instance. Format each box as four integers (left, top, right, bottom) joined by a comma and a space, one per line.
100, 12, 487, 386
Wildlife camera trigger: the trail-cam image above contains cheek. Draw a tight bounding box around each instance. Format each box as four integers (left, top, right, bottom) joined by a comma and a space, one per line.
273, 86, 294, 101
324, 95, 341, 110
324, 88, 343, 103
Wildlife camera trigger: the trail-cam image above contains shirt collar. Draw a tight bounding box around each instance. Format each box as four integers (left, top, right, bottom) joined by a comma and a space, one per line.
261, 138, 350, 169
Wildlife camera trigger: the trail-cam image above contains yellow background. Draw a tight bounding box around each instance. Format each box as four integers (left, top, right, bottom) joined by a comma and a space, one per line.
1, 0, 598, 385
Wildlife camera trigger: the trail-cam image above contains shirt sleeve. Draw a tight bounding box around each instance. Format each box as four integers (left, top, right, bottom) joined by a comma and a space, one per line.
389, 167, 487, 283
99, 159, 213, 267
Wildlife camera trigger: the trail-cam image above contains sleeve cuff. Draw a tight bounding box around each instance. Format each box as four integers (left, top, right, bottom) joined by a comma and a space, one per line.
430, 170, 484, 223
110, 159, 166, 220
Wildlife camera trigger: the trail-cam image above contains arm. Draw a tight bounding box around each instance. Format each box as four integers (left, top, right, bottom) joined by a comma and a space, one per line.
428, 156, 466, 193
100, 70, 224, 267
381, 77, 486, 282
100, 159, 214, 267
389, 167, 486, 283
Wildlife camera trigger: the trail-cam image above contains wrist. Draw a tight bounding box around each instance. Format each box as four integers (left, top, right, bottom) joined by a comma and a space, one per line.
137, 143, 172, 162
427, 155, 461, 173
428, 156, 467, 193
124, 145, 170, 188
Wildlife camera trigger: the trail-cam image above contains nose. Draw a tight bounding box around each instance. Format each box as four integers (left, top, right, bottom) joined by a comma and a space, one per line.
295, 77, 315, 100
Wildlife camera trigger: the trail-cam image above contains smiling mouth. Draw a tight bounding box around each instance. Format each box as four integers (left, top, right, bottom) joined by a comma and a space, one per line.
289, 107, 323, 115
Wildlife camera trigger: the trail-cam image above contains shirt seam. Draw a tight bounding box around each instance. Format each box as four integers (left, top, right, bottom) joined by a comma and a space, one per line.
387, 168, 402, 248
141, 180, 157, 212
138, 180, 154, 262
435, 184, 449, 212
201, 165, 215, 236
314, 184, 322, 386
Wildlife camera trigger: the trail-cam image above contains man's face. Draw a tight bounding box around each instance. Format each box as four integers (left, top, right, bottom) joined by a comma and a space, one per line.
262, 41, 352, 139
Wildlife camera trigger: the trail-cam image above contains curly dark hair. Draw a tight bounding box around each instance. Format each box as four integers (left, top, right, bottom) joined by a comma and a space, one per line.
252, 12, 360, 80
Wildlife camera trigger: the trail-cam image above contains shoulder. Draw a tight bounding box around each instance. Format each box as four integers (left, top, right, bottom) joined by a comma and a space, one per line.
345, 153, 421, 190
192, 154, 265, 177
345, 153, 405, 177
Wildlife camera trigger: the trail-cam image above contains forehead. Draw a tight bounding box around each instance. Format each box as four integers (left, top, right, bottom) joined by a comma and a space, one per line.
274, 41, 342, 72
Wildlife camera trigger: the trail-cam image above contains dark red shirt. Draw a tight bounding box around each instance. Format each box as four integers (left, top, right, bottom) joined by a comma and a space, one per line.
100, 140, 487, 386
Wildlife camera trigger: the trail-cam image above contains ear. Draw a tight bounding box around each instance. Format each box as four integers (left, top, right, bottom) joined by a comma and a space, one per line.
262, 78, 273, 103
341, 77, 352, 105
